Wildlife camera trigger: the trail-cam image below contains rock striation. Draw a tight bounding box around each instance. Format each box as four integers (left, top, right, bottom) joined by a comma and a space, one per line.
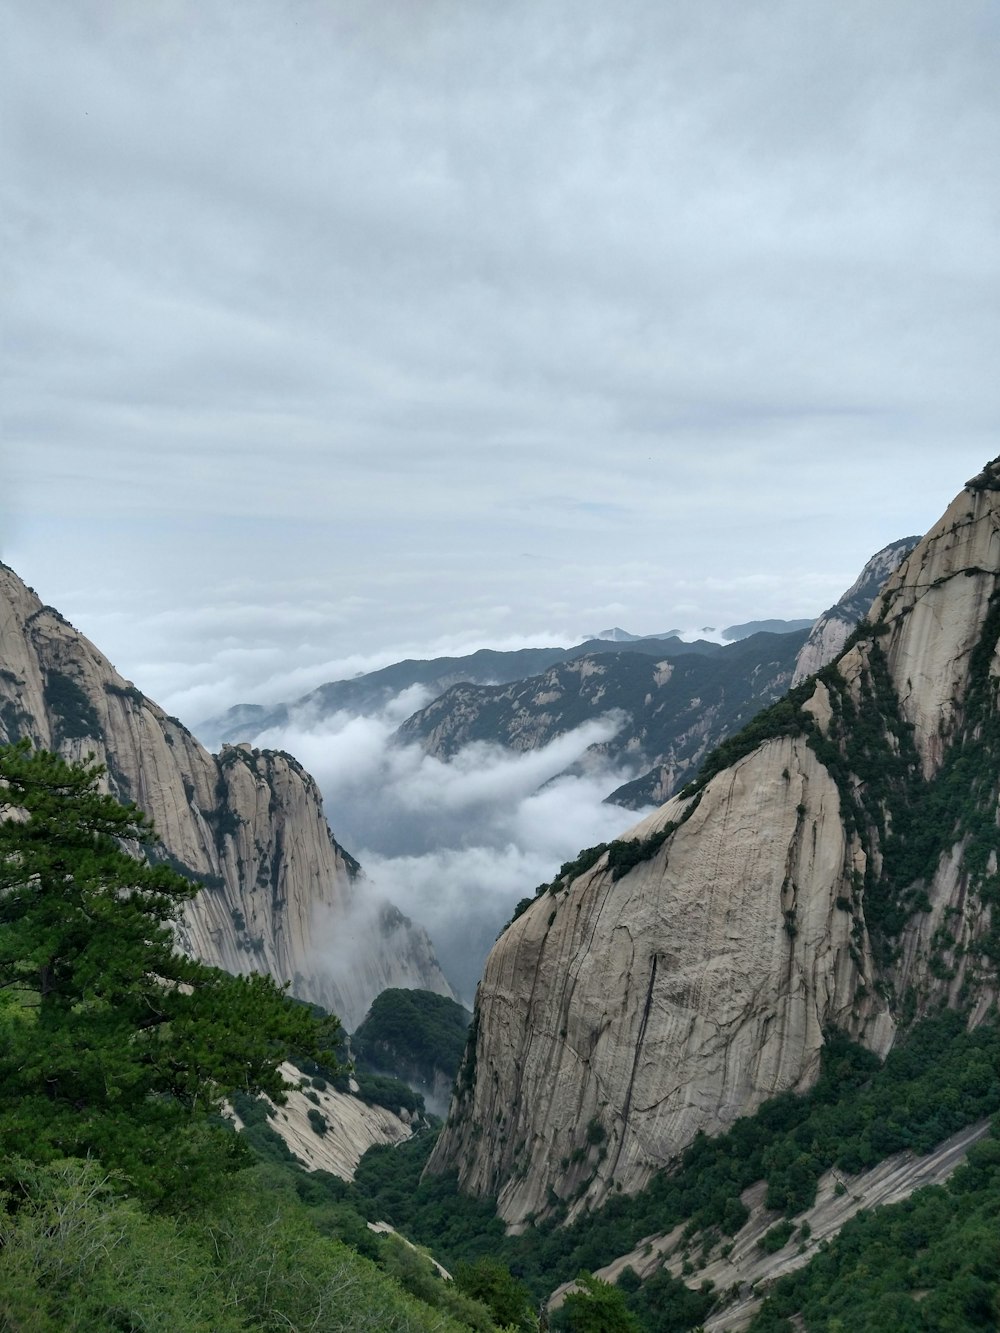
0, 564, 452, 1029
791, 536, 919, 686
428, 460, 1000, 1228
235, 1062, 416, 1182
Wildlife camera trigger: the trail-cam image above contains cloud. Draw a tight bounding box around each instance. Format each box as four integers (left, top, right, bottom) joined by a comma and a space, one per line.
4, 1, 997, 737
242, 696, 653, 1002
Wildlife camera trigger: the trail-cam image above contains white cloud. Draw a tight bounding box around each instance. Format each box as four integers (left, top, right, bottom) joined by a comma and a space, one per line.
241, 696, 652, 1001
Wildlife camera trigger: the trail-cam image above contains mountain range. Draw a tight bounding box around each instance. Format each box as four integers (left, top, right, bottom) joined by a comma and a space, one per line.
3, 461, 999, 1327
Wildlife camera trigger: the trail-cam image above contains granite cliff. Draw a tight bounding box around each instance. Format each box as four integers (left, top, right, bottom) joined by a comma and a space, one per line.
428, 460, 1000, 1228
790, 535, 920, 686
0, 564, 452, 1029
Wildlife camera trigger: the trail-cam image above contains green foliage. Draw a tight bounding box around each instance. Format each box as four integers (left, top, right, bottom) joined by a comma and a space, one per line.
352, 986, 471, 1089
103, 681, 145, 705
0, 743, 336, 1207
621, 1265, 715, 1332
0, 1157, 243, 1332
354, 1131, 508, 1263
966, 458, 1000, 493
351, 1070, 426, 1115
197, 1169, 487, 1332
392, 1017, 1000, 1322
0, 744, 527, 1331
551, 1272, 641, 1332
606, 824, 675, 880
758, 1219, 795, 1253
749, 1126, 1000, 1331
41, 668, 101, 742
552, 843, 611, 887
307, 1107, 329, 1136
586, 1117, 606, 1146
455, 1256, 537, 1331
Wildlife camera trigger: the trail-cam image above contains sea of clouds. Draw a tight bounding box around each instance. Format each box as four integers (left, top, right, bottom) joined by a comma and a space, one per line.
236, 687, 654, 1002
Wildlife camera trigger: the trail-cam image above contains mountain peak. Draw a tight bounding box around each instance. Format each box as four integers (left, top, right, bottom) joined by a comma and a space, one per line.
427, 460, 1000, 1226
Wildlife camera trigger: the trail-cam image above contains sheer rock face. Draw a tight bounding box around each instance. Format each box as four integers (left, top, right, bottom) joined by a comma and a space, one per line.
430, 739, 888, 1225
0, 565, 452, 1029
791, 537, 919, 686
873, 488, 1000, 779
429, 464, 1000, 1228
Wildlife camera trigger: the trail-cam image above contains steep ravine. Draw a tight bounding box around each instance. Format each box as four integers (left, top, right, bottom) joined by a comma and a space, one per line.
427, 460, 1000, 1228
0, 564, 453, 1029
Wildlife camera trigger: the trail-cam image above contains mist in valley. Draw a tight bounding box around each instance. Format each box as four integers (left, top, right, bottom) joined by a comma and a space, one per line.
229, 690, 655, 1002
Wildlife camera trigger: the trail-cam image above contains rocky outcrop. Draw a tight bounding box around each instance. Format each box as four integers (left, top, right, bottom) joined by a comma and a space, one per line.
234, 1062, 415, 1181
571, 1118, 993, 1330
429, 738, 889, 1226
427, 460, 1000, 1228
0, 564, 453, 1029
791, 537, 919, 685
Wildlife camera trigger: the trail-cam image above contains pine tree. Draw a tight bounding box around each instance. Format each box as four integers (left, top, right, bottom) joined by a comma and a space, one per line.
0, 742, 337, 1206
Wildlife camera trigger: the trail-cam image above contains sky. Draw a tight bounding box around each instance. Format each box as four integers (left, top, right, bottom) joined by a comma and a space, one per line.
4, 0, 999, 728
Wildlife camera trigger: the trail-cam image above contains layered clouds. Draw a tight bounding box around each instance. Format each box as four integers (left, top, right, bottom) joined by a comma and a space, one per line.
238, 693, 652, 1000
4, 1, 999, 714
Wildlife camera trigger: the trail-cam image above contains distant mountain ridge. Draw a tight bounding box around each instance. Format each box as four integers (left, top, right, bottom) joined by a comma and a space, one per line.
397, 629, 811, 808
202, 577, 916, 818
723, 617, 815, 641
198, 634, 723, 746
427, 458, 1000, 1234
792, 537, 921, 685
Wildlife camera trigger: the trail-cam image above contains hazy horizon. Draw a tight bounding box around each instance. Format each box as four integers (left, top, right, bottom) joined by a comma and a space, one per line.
4, 1, 997, 724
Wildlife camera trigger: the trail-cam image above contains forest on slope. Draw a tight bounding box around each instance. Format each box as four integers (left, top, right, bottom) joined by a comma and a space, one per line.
0, 744, 529, 1332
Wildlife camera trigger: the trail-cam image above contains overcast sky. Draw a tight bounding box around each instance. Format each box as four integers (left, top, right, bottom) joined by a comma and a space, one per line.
4, 0, 999, 725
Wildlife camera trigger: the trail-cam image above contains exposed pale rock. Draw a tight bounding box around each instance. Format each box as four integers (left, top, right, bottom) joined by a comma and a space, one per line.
872, 490, 1000, 777
429, 462, 1000, 1227
791, 537, 919, 686
572, 1118, 992, 1331
0, 564, 453, 1029
247, 1062, 412, 1180
430, 737, 889, 1226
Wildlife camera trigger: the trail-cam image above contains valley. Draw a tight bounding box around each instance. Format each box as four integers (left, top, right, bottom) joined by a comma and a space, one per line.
2, 459, 1000, 1330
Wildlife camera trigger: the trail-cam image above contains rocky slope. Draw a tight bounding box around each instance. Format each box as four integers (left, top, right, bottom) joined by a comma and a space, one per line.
790, 536, 920, 685
0, 564, 452, 1029
398, 631, 809, 809
232, 1061, 417, 1182
427, 459, 1000, 1228
563, 1119, 992, 1330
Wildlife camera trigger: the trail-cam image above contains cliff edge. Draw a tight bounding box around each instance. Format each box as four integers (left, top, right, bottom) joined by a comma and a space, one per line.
428, 460, 1000, 1227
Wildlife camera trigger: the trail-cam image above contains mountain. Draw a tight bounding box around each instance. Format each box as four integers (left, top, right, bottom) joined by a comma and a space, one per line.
398, 630, 810, 807
199, 635, 722, 747
351, 988, 472, 1118
722, 617, 815, 641
0, 563, 452, 1029
589, 627, 646, 642
791, 535, 920, 685
426, 458, 1000, 1229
